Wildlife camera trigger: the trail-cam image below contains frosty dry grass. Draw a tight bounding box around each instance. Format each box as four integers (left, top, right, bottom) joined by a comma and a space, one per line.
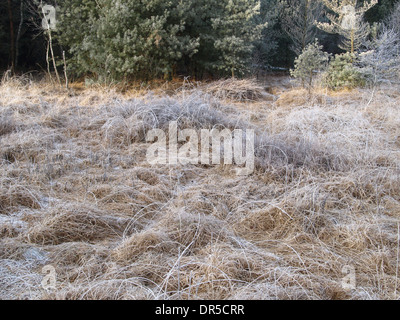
26, 204, 133, 245
0, 76, 399, 300
204, 78, 267, 102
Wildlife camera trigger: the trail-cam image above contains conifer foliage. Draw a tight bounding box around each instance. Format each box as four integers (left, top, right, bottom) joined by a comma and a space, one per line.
56, 0, 265, 81
3, 0, 396, 82
57, 0, 198, 81
290, 40, 330, 91
280, 0, 324, 55
317, 0, 378, 54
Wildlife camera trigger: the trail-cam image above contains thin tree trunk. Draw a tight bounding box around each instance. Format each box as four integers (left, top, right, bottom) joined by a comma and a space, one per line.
62, 51, 68, 89
16, 0, 24, 68
7, 0, 15, 73
47, 29, 61, 86
351, 29, 355, 55
40, 4, 61, 86
46, 40, 53, 83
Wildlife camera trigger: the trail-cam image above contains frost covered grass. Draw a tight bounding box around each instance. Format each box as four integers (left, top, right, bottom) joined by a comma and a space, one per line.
0, 77, 399, 300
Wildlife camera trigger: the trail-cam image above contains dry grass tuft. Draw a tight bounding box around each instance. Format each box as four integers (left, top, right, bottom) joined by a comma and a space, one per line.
275, 88, 310, 107
204, 78, 268, 102
0, 184, 41, 214
112, 230, 173, 262
26, 205, 132, 245
0, 115, 16, 136
156, 211, 232, 251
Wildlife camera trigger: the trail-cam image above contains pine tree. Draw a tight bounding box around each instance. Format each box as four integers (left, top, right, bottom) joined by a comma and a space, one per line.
280, 0, 324, 55
55, 0, 98, 78
181, 0, 266, 78
212, 0, 266, 77
252, 0, 281, 72
317, 0, 378, 54
168, 0, 222, 78
290, 40, 330, 91
365, 0, 399, 23
325, 52, 366, 89
57, 0, 198, 81
57, 0, 265, 80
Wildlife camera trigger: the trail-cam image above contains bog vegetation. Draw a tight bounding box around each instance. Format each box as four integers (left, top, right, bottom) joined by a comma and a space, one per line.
0, 0, 400, 300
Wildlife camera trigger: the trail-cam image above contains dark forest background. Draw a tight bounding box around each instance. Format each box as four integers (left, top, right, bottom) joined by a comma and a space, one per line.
0, 0, 398, 81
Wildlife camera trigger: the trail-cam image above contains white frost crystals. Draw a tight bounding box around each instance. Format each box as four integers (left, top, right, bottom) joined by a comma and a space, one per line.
146, 121, 255, 176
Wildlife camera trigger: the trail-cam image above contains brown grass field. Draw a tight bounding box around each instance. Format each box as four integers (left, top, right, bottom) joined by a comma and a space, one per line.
0, 76, 399, 300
